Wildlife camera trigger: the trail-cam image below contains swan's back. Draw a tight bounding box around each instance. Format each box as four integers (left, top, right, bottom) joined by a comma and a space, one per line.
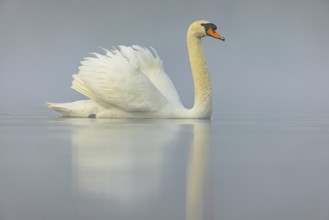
72, 45, 182, 113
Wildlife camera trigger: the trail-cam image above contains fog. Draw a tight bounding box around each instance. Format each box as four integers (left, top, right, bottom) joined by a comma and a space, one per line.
1, 0, 329, 119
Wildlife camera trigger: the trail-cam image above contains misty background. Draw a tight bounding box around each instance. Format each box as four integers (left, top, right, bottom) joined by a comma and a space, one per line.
0, 0, 329, 119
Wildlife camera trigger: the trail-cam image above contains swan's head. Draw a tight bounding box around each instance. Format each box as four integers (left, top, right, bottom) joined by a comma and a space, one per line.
189, 20, 225, 41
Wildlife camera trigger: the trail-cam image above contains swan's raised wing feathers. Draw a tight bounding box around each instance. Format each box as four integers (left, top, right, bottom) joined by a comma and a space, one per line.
72, 46, 180, 112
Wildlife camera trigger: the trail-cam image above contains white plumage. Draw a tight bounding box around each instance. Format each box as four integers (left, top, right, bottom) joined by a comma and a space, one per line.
74, 45, 181, 111
47, 20, 225, 118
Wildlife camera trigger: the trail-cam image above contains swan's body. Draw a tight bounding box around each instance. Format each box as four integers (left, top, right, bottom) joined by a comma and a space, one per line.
47, 20, 224, 118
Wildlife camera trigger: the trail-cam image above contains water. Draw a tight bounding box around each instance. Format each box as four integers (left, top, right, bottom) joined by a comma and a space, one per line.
0, 117, 329, 220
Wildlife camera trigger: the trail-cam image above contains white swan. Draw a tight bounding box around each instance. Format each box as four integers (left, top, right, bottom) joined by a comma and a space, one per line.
47, 20, 225, 118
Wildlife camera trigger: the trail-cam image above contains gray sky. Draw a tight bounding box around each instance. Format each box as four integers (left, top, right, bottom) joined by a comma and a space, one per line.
1, 0, 329, 119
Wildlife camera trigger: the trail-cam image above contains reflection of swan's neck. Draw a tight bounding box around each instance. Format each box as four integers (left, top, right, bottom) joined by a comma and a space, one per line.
187, 32, 212, 118
186, 121, 210, 220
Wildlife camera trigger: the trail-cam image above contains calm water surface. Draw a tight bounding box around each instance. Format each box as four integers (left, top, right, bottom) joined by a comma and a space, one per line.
0, 117, 329, 220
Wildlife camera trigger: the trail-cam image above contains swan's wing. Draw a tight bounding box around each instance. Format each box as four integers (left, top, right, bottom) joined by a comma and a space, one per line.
118, 46, 182, 105
72, 46, 181, 112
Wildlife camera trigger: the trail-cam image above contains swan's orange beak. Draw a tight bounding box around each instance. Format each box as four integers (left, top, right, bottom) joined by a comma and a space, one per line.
207, 28, 225, 41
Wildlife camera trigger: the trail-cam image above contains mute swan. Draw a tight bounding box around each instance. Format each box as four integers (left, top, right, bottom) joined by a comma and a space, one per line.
47, 20, 225, 118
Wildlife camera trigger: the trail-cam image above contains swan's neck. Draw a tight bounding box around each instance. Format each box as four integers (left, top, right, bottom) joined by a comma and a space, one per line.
187, 33, 212, 118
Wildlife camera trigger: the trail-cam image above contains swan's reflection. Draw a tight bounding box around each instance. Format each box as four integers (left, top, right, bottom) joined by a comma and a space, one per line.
67, 118, 210, 219
70, 119, 182, 204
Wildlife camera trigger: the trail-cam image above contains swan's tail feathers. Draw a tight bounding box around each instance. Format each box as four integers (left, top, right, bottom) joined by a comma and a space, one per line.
46, 100, 104, 117
46, 102, 73, 116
